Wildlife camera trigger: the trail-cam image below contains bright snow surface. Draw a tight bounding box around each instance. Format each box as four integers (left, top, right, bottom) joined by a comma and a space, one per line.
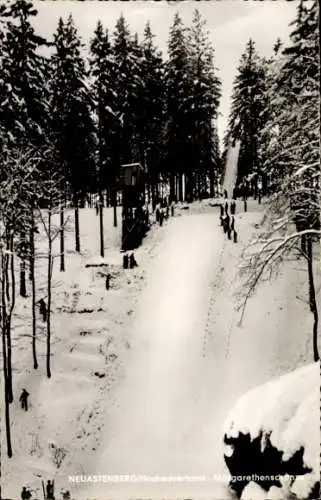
83, 213, 231, 499
2, 200, 319, 499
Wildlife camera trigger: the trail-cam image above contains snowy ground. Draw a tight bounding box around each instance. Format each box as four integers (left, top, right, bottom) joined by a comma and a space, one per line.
2, 199, 320, 500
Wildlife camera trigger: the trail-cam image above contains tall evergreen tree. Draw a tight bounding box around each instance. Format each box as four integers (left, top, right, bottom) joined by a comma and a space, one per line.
90, 20, 119, 253
90, 20, 118, 199
140, 21, 165, 205
166, 12, 193, 201
51, 15, 96, 252
227, 39, 268, 188
112, 14, 143, 166
0, 0, 49, 149
188, 9, 221, 199
248, 1, 320, 362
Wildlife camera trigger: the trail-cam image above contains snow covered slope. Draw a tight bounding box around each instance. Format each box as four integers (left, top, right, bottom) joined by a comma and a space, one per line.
79, 213, 230, 499
223, 139, 241, 198
3, 202, 318, 500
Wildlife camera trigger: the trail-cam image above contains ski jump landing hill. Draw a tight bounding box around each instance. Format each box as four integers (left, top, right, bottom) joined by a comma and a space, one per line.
222, 140, 240, 198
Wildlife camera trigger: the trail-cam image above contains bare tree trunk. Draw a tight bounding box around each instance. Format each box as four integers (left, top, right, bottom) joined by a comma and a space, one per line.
1, 245, 12, 457
99, 192, 104, 258
169, 173, 175, 202
74, 193, 80, 253
113, 186, 117, 228
30, 208, 38, 369
151, 183, 156, 211
7, 234, 15, 403
5, 233, 10, 302
47, 207, 52, 379
147, 181, 151, 205
178, 174, 183, 202
20, 258, 26, 297
197, 170, 201, 200
307, 235, 319, 362
209, 168, 215, 198
60, 205, 65, 272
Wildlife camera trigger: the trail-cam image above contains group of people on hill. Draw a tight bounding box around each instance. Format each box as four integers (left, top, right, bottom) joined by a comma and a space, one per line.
220, 200, 238, 243
232, 176, 264, 206
155, 198, 174, 227
21, 479, 57, 500
123, 252, 138, 269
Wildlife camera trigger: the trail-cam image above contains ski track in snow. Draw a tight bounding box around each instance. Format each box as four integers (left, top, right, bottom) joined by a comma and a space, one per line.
80, 213, 231, 499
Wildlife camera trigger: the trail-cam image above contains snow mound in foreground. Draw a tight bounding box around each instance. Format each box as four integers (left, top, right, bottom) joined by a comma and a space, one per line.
223, 362, 320, 499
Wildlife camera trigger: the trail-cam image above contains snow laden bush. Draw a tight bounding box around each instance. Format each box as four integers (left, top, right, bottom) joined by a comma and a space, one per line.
223, 362, 320, 499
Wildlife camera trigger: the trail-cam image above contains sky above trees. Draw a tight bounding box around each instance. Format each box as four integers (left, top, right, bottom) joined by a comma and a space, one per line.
32, 0, 298, 145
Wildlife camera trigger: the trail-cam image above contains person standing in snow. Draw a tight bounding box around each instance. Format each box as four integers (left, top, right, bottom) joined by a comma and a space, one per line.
159, 209, 164, 227
222, 216, 228, 234
21, 487, 32, 500
129, 253, 138, 269
258, 180, 263, 204
243, 198, 247, 212
19, 388, 30, 411
46, 480, 55, 500
39, 298, 47, 322
226, 213, 230, 230
123, 254, 129, 269
233, 230, 238, 243
105, 274, 111, 290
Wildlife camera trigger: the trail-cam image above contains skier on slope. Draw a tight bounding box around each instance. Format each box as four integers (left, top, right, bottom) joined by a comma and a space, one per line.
39, 298, 47, 322
19, 388, 30, 411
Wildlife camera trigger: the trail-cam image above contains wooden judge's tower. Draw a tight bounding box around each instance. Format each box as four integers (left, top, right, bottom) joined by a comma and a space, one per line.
120, 163, 148, 251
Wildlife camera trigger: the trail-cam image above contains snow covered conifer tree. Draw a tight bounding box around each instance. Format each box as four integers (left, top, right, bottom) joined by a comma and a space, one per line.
51, 15, 96, 252
242, 1, 320, 361
187, 9, 221, 199
112, 14, 143, 166
0, 0, 49, 149
166, 12, 193, 202
90, 20, 118, 255
227, 39, 268, 189
140, 21, 166, 205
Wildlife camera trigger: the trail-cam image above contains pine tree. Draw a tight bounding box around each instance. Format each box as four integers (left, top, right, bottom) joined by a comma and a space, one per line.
112, 14, 143, 166
188, 9, 221, 199
140, 21, 165, 205
227, 39, 268, 189
0, 0, 49, 149
90, 20, 118, 254
90, 21, 118, 202
166, 12, 193, 201
246, 1, 320, 362
51, 15, 96, 252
